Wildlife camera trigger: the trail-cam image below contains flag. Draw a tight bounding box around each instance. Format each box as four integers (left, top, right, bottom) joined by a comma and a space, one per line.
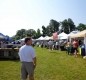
53, 32, 58, 40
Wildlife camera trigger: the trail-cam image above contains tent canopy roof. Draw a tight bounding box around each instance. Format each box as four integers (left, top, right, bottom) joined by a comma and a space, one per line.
0, 33, 6, 39
58, 32, 68, 39
70, 30, 86, 38
68, 31, 79, 36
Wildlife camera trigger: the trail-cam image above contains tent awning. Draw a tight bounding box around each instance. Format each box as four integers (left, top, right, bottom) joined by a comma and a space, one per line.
70, 30, 86, 38
58, 32, 68, 39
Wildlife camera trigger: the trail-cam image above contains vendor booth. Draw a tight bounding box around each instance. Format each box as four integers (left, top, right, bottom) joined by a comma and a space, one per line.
70, 30, 86, 56
0, 48, 19, 59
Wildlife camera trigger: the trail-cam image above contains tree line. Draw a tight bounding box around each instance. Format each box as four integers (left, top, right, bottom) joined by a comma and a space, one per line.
12, 18, 86, 40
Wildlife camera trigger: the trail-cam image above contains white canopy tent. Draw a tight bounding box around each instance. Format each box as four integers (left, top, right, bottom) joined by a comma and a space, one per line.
44, 36, 53, 40
0, 35, 5, 39
0, 33, 6, 39
58, 32, 68, 39
70, 30, 86, 38
68, 31, 79, 37
36, 36, 44, 40
19, 38, 35, 41
49, 36, 53, 40
60, 36, 68, 39
44, 36, 50, 40
36, 36, 53, 40
20, 38, 25, 41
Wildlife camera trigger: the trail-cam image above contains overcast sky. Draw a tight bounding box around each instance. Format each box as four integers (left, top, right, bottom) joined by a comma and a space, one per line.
0, 0, 86, 36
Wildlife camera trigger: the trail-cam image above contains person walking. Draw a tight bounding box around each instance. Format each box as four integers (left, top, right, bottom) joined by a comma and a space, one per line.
72, 39, 79, 57
18, 37, 36, 80
66, 41, 71, 55
48, 40, 53, 51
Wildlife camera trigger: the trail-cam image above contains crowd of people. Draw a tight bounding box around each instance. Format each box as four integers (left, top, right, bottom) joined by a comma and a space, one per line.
0, 38, 85, 59
35, 38, 85, 57
0, 38, 85, 58
66, 39, 85, 57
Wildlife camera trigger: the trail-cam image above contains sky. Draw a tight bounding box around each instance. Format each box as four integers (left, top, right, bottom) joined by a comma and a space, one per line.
0, 0, 86, 37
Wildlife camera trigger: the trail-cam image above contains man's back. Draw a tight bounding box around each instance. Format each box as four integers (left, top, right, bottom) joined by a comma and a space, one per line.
19, 45, 36, 62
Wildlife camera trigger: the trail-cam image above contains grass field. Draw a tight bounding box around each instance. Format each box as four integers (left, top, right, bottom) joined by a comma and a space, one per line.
0, 47, 86, 80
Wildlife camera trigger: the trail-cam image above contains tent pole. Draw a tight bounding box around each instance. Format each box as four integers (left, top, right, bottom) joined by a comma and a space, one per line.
84, 33, 86, 56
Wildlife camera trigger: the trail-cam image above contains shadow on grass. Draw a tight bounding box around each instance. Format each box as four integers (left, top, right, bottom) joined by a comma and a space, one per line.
0, 58, 19, 62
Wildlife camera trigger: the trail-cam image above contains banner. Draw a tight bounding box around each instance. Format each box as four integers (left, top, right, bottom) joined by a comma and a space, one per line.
53, 32, 58, 40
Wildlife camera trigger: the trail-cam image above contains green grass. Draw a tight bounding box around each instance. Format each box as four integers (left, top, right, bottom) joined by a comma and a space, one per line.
0, 47, 86, 80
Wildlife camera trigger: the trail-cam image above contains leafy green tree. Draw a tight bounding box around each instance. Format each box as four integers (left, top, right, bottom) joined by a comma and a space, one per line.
44, 19, 60, 36
42, 25, 47, 37
61, 18, 75, 34
15, 29, 26, 40
11, 36, 16, 41
68, 18, 76, 32
26, 29, 36, 39
36, 29, 41, 38
49, 19, 60, 32
46, 25, 53, 36
77, 23, 86, 31
61, 19, 69, 34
